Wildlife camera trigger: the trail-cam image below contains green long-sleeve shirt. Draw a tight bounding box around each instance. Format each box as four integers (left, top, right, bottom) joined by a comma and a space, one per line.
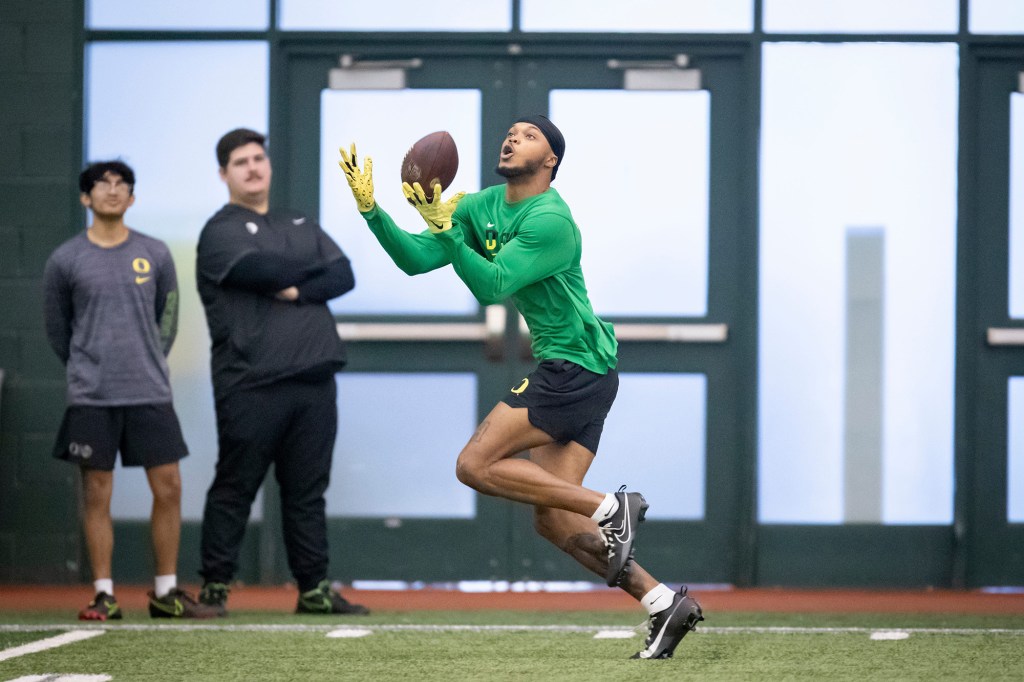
361, 185, 617, 374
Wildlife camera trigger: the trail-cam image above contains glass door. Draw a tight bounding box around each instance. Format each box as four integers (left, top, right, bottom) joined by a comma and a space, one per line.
280, 45, 756, 586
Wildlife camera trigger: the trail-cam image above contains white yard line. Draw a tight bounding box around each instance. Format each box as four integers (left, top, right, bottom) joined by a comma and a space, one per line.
1, 624, 1022, 636
0, 630, 104, 663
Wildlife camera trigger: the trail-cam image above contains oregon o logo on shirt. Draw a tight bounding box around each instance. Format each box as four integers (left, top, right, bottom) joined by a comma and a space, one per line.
133, 257, 152, 284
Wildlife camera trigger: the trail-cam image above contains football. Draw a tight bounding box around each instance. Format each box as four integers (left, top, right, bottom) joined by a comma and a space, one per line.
401, 130, 459, 201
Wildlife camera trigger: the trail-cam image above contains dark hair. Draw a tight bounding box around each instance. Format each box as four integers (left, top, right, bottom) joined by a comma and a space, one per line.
216, 128, 266, 168
79, 160, 135, 194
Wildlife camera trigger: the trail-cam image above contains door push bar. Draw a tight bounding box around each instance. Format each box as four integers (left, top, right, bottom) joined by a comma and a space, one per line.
987, 327, 1024, 346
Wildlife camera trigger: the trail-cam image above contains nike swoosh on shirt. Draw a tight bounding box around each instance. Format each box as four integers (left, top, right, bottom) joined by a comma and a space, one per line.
292, 217, 306, 225
135, 276, 151, 285
486, 222, 495, 227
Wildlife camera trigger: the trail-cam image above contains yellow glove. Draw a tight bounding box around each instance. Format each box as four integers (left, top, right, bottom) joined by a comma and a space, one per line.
338, 143, 375, 213
402, 182, 466, 234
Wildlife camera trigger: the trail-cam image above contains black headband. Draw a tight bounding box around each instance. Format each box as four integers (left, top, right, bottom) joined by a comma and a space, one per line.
514, 115, 565, 180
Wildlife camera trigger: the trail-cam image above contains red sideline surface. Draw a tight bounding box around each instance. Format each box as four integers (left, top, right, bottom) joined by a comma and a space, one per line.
1, 585, 1023, 614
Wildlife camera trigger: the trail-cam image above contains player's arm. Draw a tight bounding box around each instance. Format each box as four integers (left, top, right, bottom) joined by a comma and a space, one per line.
42, 256, 72, 364
339, 144, 451, 275
435, 212, 575, 305
362, 204, 452, 275
155, 250, 179, 355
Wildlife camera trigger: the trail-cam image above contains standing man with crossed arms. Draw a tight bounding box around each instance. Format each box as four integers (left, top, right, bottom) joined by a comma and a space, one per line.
339, 116, 703, 659
196, 128, 367, 617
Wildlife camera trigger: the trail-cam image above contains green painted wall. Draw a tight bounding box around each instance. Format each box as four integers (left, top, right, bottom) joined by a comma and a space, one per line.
0, 0, 84, 582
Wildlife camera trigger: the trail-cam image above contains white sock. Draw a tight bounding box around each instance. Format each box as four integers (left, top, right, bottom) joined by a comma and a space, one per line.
641, 584, 677, 614
590, 493, 619, 522
94, 578, 114, 596
154, 574, 177, 598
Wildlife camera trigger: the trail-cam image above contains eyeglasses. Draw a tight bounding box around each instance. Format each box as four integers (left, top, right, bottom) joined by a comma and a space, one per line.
94, 178, 133, 194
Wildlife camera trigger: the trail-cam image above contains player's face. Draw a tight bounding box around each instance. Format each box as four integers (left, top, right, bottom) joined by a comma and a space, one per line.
220, 142, 272, 203
80, 171, 135, 218
496, 123, 555, 179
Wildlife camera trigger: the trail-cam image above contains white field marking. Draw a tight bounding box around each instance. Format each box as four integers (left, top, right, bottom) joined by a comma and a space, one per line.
0, 624, 1022, 636
870, 631, 912, 640
594, 629, 637, 639
0, 630, 105, 662
326, 628, 373, 638
7, 671, 112, 675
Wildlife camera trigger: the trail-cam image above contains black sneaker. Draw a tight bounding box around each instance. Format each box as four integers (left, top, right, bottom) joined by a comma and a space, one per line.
148, 588, 220, 619
598, 485, 649, 587
631, 586, 704, 659
199, 581, 230, 617
79, 591, 122, 621
296, 580, 370, 615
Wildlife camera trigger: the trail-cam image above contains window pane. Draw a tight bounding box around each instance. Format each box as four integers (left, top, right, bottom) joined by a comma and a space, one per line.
587, 374, 707, 521
764, 0, 958, 33
550, 90, 710, 317
522, 0, 752, 33
759, 43, 958, 524
1010, 378, 1024, 522
87, 0, 268, 29
86, 42, 269, 520
971, 0, 1024, 34
320, 89, 482, 315
280, 0, 510, 31
1011, 94, 1024, 318
327, 374, 477, 518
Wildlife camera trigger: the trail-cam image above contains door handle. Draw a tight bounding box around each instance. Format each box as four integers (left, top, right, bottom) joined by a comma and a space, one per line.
987, 327, 1024, 346
336, 304, 507, 358
612, 322, 729, 343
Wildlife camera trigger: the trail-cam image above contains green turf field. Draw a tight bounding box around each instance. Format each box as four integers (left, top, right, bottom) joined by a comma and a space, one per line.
1, 611, 1021, 681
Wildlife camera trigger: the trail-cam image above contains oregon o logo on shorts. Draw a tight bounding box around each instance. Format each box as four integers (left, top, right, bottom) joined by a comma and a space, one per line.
511, 378, 529, 394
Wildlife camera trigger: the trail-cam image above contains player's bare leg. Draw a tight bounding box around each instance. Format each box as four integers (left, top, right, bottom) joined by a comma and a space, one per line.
81, 468, 115, 581
455, 403, 606, 515
146, 461, 182, 577
528, 439, 704, 659
528, 440, 659, 600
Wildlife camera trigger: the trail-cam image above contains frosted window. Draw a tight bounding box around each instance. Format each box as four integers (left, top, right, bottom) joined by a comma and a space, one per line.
1011, 95, 1024, 318
522, 0, 753, 33
759, 43, 958, 524
86, 42, 269, 520
320, 89, 482, 315
87, 0, 268, 29
550, 90, 710, 317
971, 0, 1024, 34
1010, 378, 1024, 522
587, 374, 706, 520
279, 0, 510, 31
327, 374, 477, 518
764, 0, 958, 33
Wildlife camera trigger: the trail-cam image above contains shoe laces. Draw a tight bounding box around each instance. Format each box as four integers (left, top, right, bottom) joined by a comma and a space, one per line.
634, 617, 655, 643
168, 588, 200, 605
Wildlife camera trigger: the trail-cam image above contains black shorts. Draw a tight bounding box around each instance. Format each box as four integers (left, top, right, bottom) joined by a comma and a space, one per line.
52, 403, 188, 471
501, 359, 618, 455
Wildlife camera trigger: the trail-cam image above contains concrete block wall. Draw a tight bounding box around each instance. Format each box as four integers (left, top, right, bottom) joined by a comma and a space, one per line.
0, 0, 84, 582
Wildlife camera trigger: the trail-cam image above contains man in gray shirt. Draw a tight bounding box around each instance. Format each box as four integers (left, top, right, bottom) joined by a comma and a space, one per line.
44, 160, 217, 620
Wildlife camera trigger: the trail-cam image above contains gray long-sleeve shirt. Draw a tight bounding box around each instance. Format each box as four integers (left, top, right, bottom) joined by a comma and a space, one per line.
43, 230, 179, 406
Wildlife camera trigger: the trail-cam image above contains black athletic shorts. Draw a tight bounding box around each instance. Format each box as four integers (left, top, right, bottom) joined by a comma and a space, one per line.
52, 403, 188, 471
501, 359, 619, 455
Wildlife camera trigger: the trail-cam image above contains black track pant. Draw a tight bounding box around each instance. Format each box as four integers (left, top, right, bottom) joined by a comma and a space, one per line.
200, 377, 336, 592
